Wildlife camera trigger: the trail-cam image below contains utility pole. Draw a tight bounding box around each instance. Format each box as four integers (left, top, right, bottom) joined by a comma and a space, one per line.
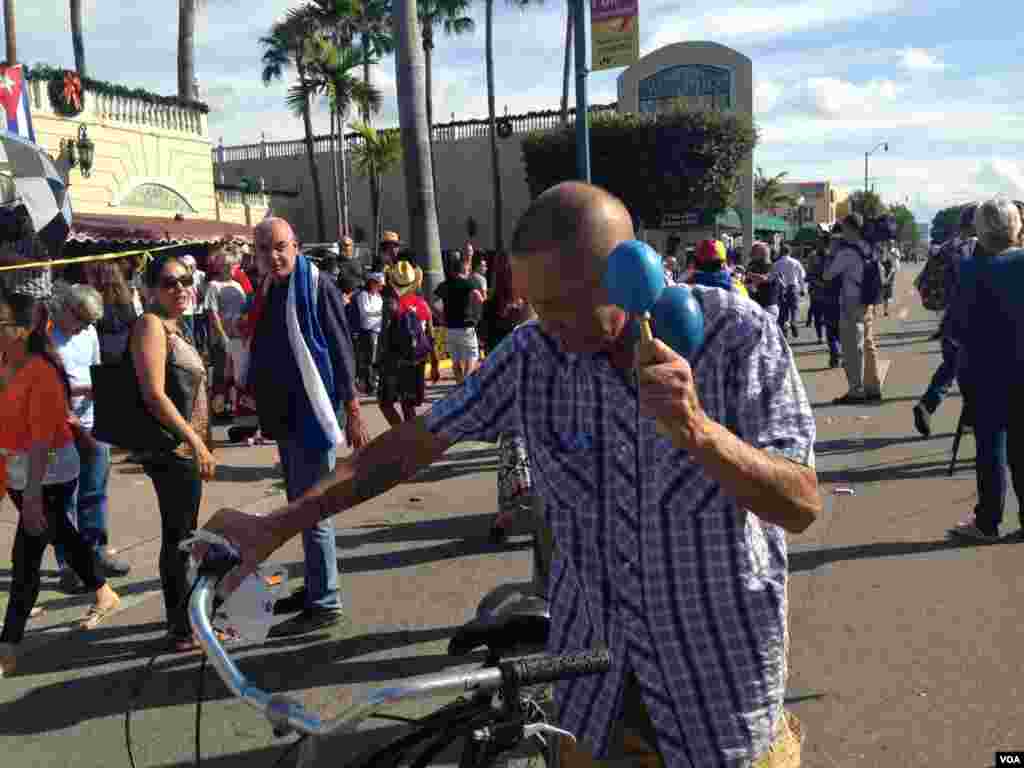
574, 0, 590, 182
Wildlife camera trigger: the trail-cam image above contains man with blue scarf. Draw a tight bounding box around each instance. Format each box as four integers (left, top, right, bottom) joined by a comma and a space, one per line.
249, 218, 368, 636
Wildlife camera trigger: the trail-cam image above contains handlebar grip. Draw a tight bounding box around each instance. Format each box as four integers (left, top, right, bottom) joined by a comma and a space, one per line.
500, 649, 612, 688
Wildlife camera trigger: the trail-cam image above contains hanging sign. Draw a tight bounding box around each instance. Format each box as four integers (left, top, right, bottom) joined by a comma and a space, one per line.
591, 0, 639, 72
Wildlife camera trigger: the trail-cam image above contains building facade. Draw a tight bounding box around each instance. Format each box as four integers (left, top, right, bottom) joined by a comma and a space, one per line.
764, 180, 849, 228
26, 74, 268, 229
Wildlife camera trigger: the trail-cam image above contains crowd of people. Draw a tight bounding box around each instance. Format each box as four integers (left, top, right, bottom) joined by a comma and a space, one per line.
2, 181, 1022, 767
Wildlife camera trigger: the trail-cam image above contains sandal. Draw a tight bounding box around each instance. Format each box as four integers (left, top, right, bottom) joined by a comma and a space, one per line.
168, 628, 239, 654
79, 596, 122, 630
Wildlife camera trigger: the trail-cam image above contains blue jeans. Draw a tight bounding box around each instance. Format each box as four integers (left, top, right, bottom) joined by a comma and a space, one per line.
277, 438, 342, 611
55, 440, 111, 568
920, 337, 959, 414
972, 398, 1022, 535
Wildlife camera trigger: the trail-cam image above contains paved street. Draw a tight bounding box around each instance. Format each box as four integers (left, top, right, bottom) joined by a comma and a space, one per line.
1, 265, 1020, 767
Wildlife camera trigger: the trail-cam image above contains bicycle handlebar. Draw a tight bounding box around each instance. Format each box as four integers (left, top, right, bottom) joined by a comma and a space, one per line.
188, 571, 611, 739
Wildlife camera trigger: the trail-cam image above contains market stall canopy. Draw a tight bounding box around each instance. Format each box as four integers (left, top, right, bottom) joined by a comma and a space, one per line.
69, 213, 254, 247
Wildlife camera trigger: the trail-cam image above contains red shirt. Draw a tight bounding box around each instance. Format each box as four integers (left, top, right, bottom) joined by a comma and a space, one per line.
232, 264, 254, 294
398, 293, 431, 324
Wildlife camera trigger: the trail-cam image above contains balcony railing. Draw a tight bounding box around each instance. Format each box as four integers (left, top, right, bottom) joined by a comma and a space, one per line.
28, 80, 207, 137
214, 103, 619, 163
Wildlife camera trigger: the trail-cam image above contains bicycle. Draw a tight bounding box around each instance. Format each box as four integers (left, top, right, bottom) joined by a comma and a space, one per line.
188, 538, 611, 768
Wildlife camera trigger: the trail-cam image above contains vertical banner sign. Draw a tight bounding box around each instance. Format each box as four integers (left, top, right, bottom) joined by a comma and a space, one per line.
591, 0, 639, 72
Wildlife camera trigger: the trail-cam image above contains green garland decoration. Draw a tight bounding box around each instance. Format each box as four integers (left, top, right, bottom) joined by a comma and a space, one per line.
26, 63, 211, 114
46, 71, 85, 117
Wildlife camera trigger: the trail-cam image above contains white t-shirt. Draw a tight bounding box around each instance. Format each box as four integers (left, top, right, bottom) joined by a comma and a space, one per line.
356, 290, 384, 333
771, 255, 806, 293
184, 269, 206, 317
53, 325, 101, 430
204, 279, 248, 335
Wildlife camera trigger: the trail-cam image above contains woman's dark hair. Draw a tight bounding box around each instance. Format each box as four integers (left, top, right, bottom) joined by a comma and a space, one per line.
1, 290, 71, 406
144, 252, 186, 289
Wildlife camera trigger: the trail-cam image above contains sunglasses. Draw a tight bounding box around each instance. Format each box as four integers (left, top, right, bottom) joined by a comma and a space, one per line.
160, 274, 195, 290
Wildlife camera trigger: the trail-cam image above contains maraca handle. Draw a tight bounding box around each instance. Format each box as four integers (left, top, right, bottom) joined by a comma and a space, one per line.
638, 314, 655, 345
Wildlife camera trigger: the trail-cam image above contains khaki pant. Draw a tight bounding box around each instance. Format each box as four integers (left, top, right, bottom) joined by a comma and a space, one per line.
558, 711, 803, 768
839, 303, 881, 396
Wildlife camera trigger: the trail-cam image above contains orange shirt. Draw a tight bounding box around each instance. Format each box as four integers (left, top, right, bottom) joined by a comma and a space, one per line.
0, 357, 73, 453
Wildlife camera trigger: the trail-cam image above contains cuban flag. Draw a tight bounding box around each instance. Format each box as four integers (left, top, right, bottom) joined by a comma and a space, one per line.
0, 64, 35, 142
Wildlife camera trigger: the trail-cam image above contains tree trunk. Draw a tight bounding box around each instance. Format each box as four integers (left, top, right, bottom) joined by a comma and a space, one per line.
560, 1, 572, 125
329, 108, 343, 241
177, 0, 196, 101
297, 59, 328, 243
338, 106, 350, 237
393, 0, 444, 299
485, 0, 504, 252
4, 0, 16, 65
70, 0, 86, 77
423, 34, 441, 237
370, 166, 381, 268
361, 31, 372, 124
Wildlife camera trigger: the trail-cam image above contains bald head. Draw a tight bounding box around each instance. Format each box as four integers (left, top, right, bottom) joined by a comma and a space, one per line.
509, 183, 635, 355
255, 217, 299, 283
510, 182, 634, 277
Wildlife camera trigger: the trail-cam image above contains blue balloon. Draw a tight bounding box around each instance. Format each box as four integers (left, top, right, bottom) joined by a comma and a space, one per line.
650, 284, 705, 361
604, 240, 665, 313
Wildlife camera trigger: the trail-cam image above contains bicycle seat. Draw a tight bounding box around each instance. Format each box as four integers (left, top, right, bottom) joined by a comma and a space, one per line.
448, 598, 550, 658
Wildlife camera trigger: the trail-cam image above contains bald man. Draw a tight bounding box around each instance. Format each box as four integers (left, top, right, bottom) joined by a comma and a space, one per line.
247, 217, 367, 636
199, 185, 819, 765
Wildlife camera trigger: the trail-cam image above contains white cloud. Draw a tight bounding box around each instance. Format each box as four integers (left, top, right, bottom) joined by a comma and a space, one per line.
973, 159, 1024, 198
900, 48, 945, 72
755, 79, 782, 114
794, 77, 903, 119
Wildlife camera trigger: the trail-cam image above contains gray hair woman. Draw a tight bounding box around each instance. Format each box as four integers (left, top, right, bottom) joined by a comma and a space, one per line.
50, 282, 132, 587
974, 196, 1023, 255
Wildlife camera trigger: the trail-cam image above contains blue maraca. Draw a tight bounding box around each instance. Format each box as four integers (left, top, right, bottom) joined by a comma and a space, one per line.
604, 240, 704, 360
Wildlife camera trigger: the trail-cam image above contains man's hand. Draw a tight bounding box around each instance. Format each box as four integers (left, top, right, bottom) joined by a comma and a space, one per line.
192, 507, 285, 596
637, 339, 709, 451
346, 401, 369, 451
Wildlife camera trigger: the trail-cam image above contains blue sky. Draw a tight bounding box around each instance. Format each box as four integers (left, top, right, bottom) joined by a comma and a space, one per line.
16, 0, 1024, 221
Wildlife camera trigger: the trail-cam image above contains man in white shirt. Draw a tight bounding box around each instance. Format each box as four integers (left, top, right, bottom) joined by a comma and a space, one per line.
51, 283, 131, 593
771, 245, 806, 338
823, 214, 882, 403
355, 273, 384, 393
180, 254, 207, 352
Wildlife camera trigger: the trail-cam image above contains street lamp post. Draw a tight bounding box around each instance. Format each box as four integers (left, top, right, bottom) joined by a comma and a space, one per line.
864, 141, 888, 213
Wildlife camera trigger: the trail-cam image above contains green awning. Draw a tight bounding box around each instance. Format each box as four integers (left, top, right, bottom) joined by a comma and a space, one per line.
714, 208, 795, 237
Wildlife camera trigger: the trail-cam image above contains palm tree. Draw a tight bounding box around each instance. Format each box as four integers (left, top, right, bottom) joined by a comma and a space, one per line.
754, 167, 798, 213
178, 0, 205, 101
69, 0, 86, 76
260, 10, 329, 243
418, 0, 473, 225
418, 0, 473, 137
483, 0, 538, 252
393, 0, 444, 298
304, 33, 382, 239
4, 0, 15, 65
349, 121, 402, 265
559, 1, 572, 125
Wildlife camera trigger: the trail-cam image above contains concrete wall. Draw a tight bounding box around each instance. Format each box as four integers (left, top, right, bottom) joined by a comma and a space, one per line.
216, 131, 536, 250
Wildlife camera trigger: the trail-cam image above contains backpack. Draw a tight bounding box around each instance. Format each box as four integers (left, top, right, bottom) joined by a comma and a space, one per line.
853, 242, 883, 306
392, 304, 433, 365
916, 239, 958, 311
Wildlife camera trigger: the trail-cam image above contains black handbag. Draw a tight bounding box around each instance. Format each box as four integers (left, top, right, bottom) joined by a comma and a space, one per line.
91, 324, 202, 452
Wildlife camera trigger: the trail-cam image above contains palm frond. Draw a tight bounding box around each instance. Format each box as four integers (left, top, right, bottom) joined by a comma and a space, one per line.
286, 82, 314, 118
444, 16, 475, 35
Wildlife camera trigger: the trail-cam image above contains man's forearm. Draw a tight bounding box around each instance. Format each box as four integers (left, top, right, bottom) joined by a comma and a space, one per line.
687, 418, 820, 534
268, 417, 450, 541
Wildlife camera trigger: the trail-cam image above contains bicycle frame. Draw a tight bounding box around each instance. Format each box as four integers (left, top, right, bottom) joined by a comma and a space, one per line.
190, 573, 507, 741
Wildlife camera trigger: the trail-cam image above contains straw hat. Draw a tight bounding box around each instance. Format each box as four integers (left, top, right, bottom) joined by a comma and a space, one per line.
388, 260, 422, 296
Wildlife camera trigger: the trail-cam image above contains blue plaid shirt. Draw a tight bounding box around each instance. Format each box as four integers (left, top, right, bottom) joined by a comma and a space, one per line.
425, 286, 815, 766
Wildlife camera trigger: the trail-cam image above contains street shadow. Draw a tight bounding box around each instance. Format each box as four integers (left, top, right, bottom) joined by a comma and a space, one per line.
789, 536, 1017, 573
0, 625, 477, 735
815, 434, 954, 455
801, 366, 838, 374
812, 394, 949, 409
0, 576, 162, 606
816, 458, 970, 484
406, 447, 501, 484
214, 464, 283, 484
